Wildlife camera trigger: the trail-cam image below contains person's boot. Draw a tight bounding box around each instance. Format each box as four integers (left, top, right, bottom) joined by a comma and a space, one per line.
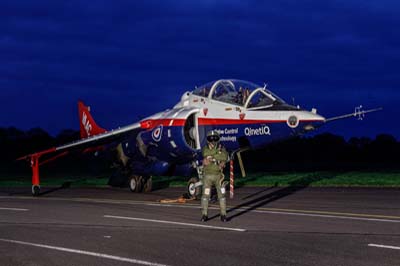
201, 215, 208, 222
220, 215, 227, 222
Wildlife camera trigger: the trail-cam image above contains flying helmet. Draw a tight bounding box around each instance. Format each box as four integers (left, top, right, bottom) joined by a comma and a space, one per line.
206, 130, 220, 143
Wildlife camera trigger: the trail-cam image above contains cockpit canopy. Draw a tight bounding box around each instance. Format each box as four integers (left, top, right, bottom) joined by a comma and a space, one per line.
192, 79, 285, 110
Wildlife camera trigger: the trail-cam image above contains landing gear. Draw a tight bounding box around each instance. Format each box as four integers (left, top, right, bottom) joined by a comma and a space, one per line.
32, 185, 40, 196
143, 176, 152, 193
129, 175, 152, 193
129, 175, 143, 193
187, 177, 201, 199
31, 155, 41, 196
23, 150, 69, 197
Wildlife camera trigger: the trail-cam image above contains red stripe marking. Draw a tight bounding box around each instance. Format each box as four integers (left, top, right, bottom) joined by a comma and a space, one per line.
140, 118, 322, 129
140, 119, 186, 129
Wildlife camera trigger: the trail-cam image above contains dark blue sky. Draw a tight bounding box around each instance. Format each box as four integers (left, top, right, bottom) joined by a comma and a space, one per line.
0, 1, 399, 139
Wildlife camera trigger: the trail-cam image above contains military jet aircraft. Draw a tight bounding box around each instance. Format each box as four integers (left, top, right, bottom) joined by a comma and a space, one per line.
18, 79, 381, 197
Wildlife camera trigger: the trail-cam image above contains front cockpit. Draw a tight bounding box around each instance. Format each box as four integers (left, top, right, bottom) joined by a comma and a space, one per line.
192, 79, 296, 110
173, 79, 325, 151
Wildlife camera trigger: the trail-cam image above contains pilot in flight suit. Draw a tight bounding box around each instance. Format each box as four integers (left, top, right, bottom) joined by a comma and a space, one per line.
201, 130, 229, 222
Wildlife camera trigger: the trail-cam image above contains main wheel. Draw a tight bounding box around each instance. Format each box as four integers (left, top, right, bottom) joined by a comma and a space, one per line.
187, 177, 201, 199
129, 175, 143, 193
143, 176, 152, 193
32, 185, 40, 196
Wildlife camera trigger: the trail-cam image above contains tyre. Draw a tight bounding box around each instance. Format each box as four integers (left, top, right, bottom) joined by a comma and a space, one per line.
187, 177, 201, 199
129, 175, 143, 193
32, 185, 40, 196
143, 176, 152, 193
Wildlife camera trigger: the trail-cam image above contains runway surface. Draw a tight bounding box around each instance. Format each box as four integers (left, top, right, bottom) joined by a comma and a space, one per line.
0, 185, 399, 266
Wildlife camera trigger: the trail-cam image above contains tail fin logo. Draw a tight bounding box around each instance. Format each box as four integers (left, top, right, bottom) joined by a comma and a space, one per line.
82, 112, 92, 137
78, 101, 107, 139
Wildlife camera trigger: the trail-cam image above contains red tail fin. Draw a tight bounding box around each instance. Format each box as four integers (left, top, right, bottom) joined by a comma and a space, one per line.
78, 101, 107, 139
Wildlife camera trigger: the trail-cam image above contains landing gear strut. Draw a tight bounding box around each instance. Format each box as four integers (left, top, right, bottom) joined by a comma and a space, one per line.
187, 177, 201, 199
187, 161, 204, 199
18, 148, 68, 196
31, 155, 40, 196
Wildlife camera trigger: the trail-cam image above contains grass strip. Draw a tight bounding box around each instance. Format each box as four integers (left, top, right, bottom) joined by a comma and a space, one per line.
1, 171, 400, 188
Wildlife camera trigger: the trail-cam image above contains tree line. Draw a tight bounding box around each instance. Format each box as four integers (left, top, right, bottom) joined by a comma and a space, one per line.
245, 133, 400, 171
1, 127, 399, 176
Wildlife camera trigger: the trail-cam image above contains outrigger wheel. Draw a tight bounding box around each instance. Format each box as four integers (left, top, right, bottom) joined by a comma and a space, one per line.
32, 185, 40, 196
129, 175, 143, 193
187, 177, 201, 199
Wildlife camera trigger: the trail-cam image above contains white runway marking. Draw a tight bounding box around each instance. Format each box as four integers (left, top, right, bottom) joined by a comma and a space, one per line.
0, 207, 28, 211
0, 238, 169, 266
368, 244, 400, 250
104, 215, 246, 232
146, 203, 400, 223
250, 210, 400, 223
3, 196, 400, 223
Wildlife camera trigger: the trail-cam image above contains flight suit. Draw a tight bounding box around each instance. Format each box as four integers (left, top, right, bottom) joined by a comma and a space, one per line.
201, 143, 228, 217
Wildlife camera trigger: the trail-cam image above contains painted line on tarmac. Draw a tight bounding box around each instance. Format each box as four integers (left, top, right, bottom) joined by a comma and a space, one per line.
3, 196, 400, 223
84, 198, 400, 221
250, 209, 400, 223
147, 203, 400, 223
0, 238, 169, 266
368, 244, 400, 250
256, 207, 400, 220
104, 215, 246, 232
0, 207, 28, 211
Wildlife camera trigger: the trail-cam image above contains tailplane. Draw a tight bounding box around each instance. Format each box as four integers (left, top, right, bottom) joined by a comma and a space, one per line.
78, 101, 107, 138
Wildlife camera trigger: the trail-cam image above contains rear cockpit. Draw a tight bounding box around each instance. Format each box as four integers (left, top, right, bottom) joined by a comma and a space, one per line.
191, 79, 296, 110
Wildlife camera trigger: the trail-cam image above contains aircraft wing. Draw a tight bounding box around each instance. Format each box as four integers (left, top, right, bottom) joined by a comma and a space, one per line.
17, 100, 145, 161
57, 123, 141, 151
17, 122, 142, 161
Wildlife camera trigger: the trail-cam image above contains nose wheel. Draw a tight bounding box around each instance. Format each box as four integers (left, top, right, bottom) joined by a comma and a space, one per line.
187, 177, 201, 199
